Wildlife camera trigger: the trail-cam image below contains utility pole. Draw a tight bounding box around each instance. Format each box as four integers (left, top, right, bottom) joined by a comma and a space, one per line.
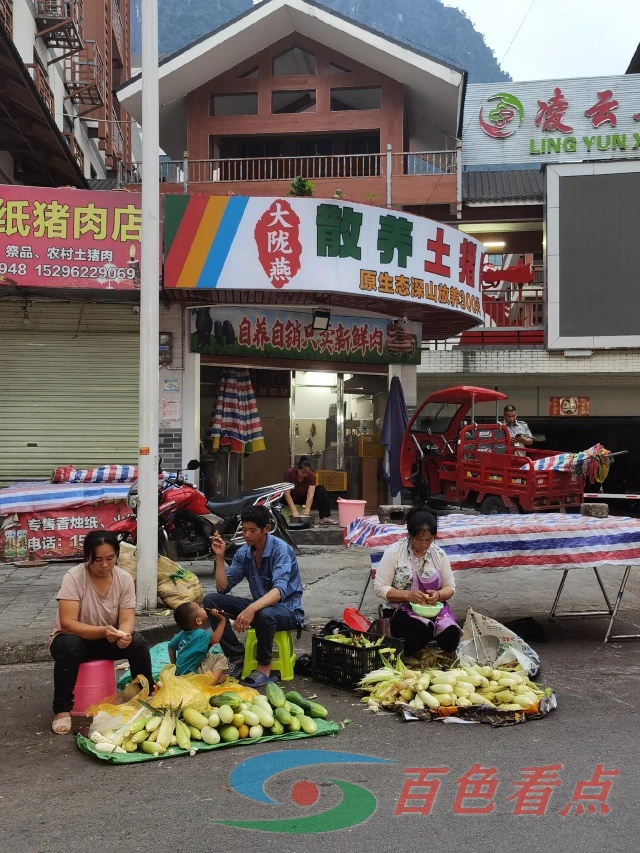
136, 0, 160, 611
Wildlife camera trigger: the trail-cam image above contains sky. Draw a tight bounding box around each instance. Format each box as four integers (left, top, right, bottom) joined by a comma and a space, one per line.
441, 0, 640, 82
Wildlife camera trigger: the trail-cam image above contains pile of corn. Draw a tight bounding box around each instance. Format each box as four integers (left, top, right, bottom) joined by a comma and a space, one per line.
88, 682, 328, 756
359, 658, 550, 713
323, 633, 391, 649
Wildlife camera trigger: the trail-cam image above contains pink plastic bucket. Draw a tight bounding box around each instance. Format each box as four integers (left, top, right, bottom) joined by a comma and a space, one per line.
72, 659, 116, 716
337, 498, 367, 528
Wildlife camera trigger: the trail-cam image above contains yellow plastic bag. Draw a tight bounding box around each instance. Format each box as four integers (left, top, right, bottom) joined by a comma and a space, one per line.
149, 665, 257, 714
86, 674, 150, 719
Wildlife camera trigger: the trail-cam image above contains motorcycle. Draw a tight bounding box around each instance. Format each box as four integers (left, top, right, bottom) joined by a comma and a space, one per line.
107, 460, 299, 562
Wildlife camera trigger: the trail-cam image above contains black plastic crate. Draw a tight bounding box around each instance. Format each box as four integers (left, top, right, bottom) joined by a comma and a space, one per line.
311, 630, 404, 691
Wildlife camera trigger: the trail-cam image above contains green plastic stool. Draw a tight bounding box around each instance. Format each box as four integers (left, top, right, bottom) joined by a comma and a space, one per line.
241, 629, 296, 682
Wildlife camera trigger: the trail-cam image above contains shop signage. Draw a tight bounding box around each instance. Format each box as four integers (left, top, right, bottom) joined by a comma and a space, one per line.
0, 186, 141, 290
190, 307, 422, 365
462, 75, 640, 166
549, 397, 589, 416
165, 196, 484, 324
1, 502, 128, 561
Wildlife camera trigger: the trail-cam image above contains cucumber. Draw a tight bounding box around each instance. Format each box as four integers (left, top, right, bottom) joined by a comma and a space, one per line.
299, 715, 318, 735
217, 704, 234, 725
248, 724, 264, 739
201, 726, 220, 745
266, 681, 286, 708
210, 692, 242, 710
287, 716, 301, 732
218, 725, 240, 743
285, 691, 312, 715
242, 709, 260, 727
275, 707, 292, 726
251, 704, 274, 728
269, 719, 284, 736
288, 702, 305, 718
307, 701, 328, 719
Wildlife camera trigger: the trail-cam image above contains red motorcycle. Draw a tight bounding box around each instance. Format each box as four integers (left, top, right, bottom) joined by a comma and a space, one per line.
108, 461, 298, 561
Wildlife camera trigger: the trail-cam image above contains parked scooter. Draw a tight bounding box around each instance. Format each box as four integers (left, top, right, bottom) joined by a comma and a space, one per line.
107, 460, 299, 562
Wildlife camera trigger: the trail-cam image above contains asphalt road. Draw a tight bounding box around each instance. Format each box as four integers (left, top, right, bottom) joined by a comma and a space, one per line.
1, 613, 639, 853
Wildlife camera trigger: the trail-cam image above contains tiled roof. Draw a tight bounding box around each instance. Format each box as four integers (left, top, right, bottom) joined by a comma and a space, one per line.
463, 169, 544, 204
88, 178, 120, 191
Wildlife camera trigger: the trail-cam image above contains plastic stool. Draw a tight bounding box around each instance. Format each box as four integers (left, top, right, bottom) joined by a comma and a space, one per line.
241, 629, 296, 682
72, 659, 116, 716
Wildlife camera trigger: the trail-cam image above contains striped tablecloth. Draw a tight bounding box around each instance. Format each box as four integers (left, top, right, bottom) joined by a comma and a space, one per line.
345, 513, 640, 573
0, 482, 131, 515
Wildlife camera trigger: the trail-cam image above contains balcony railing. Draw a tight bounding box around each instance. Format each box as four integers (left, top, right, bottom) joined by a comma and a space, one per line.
0, 0, 12, 36
62, 131, 85, 173
112, 0, 124, 59
64, 39, 105, 110
119, 149, 458, 186
35, 0, 83, 57
26, 63, 55, 118
112, 107, 124, 159
481, 286, 545, 329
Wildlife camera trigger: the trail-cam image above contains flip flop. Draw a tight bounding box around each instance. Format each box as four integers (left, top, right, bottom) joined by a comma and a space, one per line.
241, 669, 277, 687
51, 715, 72, 735
319, 518, 339, 526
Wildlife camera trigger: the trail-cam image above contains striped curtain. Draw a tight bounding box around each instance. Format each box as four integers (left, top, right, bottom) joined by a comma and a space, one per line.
210, 369, 265, 454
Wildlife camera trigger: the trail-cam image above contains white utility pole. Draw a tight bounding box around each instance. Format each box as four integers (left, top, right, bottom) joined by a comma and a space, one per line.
136, 0, 160, 611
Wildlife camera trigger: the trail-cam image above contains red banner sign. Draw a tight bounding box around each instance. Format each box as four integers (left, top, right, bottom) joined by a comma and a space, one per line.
549, 397, 590, 416
0, 186, 141, 290
1, 501, 129, 561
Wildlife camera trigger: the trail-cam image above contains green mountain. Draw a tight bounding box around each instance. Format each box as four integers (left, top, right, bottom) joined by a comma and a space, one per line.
131, 0, 510, 84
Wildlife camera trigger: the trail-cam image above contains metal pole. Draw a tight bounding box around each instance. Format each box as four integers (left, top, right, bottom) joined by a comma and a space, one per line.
386, 144, 392, 208
136, 0, 160, 611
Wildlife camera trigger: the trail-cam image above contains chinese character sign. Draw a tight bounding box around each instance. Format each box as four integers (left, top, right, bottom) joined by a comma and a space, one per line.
1, 502, 129, 560
165, 196, 484, 327
0, 186, 142, 290
463, 74, 640, 166
190, 307, 422, 365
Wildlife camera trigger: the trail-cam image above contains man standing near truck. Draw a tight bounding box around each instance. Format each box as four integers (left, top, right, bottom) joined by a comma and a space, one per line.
502, 405, 533, 454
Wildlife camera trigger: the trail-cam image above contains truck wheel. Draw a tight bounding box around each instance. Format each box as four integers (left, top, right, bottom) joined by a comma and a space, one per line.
480, 495, 506, 515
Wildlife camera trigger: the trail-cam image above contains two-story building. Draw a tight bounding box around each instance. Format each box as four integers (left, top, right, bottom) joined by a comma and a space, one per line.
112, 0, 482, 504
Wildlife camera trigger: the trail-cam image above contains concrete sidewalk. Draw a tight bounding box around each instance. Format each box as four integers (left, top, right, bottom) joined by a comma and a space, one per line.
2, 545, 640, 664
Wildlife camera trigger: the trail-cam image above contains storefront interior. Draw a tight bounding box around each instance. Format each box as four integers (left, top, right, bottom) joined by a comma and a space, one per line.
199, 365, 389, 509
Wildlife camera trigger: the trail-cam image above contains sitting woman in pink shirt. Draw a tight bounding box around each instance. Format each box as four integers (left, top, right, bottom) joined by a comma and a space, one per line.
49, 530, 152, 735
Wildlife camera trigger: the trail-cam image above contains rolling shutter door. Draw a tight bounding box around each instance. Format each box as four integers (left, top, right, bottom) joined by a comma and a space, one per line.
0, 301, 139, 484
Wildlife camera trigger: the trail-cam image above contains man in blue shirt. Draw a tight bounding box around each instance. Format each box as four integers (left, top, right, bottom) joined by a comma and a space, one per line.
204, 506, 304, 687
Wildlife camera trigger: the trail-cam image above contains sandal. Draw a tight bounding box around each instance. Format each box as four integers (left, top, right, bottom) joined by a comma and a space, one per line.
319, 518, 339, 526
51, 714, 72, 735
241, 669, 277, 688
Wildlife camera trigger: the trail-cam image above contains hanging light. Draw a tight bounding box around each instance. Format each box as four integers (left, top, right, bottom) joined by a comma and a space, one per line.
312, 309, 331, 332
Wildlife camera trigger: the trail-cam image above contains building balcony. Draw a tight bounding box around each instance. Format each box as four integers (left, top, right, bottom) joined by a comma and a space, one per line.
64, 39, 105, 112
118, 149, 458, 207
35, 0, 83, 58
112, 0, 124, 61
62, 131, 84, 173
25, 63, 55, 118
0, 0, 12, 37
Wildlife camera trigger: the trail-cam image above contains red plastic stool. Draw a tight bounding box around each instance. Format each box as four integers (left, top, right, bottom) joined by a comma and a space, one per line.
72, 660, 116, 716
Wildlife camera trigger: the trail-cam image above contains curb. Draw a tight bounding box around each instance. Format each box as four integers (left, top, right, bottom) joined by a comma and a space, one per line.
0, 622, 176, 667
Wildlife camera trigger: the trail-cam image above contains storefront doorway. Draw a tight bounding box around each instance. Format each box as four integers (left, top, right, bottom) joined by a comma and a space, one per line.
199, 365, 387, 508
